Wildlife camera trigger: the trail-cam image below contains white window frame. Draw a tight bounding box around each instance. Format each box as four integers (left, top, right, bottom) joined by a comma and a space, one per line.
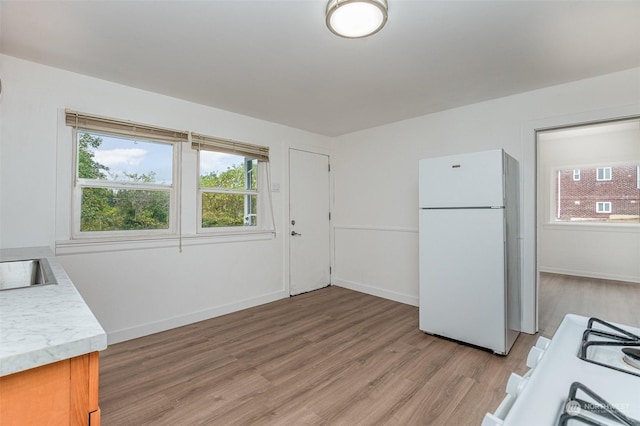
71, 128, 180, 239
572, 169, 580, 181
58, 111, 277, 253
596, 167, 612, 181
595, 201, 612, 214
192, 133, 274, 235
196, 157, 260, 233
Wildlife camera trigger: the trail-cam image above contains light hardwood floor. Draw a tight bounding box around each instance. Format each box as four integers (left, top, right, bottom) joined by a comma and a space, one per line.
99, 274, 639, 425
538, 272, 640, 336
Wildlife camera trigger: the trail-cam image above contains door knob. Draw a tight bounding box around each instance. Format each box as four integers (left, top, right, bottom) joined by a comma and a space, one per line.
291, 231, 302, 236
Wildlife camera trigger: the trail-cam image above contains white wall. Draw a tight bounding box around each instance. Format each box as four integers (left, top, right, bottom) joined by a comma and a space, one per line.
0, 54, 331, 343
2, 53, 639, 342
331, 67, 640, 333
538, 121, 640, 282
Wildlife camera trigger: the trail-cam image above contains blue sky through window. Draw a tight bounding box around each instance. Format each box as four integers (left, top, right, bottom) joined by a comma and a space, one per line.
88, 134, 174, 184
84, 133, 246, 184
200, 151, 245, 177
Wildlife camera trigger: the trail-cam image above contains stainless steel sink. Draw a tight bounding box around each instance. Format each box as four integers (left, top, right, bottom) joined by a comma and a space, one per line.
0, 259, 57, 290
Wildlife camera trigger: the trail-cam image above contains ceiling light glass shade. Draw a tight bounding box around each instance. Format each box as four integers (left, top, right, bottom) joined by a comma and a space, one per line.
326, 0, 388, 39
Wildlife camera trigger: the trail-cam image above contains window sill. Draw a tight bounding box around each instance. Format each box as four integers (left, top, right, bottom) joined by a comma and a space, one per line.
55, 231, 276, 255
542, 221, 640, 233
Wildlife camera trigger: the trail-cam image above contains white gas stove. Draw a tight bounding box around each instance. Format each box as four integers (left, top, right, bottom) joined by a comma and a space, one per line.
483, 314, 640, 426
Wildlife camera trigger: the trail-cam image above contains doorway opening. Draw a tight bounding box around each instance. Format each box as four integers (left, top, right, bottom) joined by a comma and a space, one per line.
536, 117, 640, 335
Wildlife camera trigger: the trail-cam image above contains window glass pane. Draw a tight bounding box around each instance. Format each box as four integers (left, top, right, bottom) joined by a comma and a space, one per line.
202, 193, 257, 227
555, 164, 639, 223
200, 151, 257, 190
596, 167, 612, 181
80, 188, 170, 231
78, 132, 173, 184
573, 169, 580, 181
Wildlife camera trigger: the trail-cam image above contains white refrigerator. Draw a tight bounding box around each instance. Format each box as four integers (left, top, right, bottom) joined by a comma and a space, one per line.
418, 149, 520, 355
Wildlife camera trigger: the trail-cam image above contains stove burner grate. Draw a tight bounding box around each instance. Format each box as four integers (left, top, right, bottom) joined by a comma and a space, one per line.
558, 382, 640, 426
580, 318, 640, 378
622, 352, 640, 371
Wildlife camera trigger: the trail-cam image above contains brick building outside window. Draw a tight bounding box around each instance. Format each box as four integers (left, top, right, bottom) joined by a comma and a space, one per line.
555, 164, 640, 223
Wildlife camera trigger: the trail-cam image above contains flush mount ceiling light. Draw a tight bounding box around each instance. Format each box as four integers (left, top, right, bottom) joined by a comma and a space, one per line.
326, 0, 388, 39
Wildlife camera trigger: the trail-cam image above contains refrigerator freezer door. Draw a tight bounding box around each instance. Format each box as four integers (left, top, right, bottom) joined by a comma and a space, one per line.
419, 208, 507, 353
419, 149, 505, 208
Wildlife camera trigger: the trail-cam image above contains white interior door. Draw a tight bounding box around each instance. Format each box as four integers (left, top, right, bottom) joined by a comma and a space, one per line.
289, 149, 331, 295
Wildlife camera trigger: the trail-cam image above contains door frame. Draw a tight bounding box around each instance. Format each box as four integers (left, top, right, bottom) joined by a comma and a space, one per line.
286, 146, 333, 296
523, 104, 640, 334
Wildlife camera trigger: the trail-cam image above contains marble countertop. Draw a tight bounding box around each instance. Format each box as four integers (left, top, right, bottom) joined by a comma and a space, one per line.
0, 247, 107, 377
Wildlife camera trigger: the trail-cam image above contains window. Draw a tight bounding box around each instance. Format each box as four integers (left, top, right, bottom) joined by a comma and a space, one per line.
75, 133, 174, 233
199, 152, 258, 228
63, 110, 275, 247
192, 133, 272, 233
553, 164, 639, 223
596, 167, 612, 181
66, 110, 187, 236
572, 169, 580, 181
541, 118, 640, 226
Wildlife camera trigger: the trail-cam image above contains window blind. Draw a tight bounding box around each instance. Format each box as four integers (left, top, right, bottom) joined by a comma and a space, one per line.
191, 132, 269, 162
65, 109, 189, 143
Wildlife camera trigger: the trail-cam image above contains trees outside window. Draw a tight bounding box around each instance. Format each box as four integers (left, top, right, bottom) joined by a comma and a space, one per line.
76, 132, 174, 234
199, 152, 258, 229
67, 111, 273, 241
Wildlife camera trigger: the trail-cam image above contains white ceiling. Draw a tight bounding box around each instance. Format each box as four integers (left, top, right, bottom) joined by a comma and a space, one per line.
1, 0, 639, 137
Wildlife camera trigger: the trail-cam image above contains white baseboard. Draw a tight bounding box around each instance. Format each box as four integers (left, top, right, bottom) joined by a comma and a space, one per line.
333, 278, 419, 307
107, 289, 288, 344
539, 267, 640, 284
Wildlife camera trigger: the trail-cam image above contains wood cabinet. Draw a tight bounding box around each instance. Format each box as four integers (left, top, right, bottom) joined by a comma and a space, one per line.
0, 352, 100, 426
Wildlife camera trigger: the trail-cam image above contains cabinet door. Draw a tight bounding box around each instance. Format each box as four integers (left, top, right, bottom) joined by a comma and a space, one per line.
89, 409, 101, 426
71, 352, 100, 426
0, 352, 100, 426
0, 361, 71, 425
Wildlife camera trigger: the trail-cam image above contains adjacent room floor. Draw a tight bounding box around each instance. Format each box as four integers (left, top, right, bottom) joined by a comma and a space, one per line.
99, 273, 639, 425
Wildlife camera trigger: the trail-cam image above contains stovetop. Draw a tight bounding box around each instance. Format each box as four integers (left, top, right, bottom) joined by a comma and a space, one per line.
579, 317, 640, 378
501, 315, 640, 426
558, 381, 640, 425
